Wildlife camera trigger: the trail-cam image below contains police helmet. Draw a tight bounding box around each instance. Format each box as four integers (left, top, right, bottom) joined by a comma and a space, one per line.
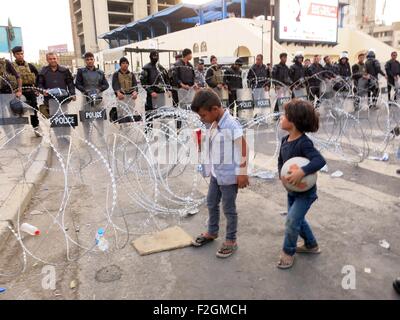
9, 98, 24, 116
366, 49, 376, 59
47, 88, 70, 102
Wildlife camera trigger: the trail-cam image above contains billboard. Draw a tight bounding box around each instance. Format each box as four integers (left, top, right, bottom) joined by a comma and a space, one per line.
48, 44, 69, 53
276, 0, 339, 44
0, 26, 23, 53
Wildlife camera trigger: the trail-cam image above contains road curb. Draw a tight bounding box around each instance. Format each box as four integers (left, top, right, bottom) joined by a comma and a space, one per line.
0, 140, 52, 250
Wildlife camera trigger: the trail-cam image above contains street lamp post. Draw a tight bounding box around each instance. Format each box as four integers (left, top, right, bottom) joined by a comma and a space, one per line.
270, 0, 275, 65
250, 23, 266, 57
261, 24, 264, 57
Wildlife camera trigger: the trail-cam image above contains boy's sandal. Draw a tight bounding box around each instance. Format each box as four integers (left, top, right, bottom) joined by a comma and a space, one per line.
192, 233, 217, 247
216, 243, 238, 258
277, 253, 295, 269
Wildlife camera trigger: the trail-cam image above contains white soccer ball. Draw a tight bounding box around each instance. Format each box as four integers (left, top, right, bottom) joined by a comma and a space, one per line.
281, 157, 317, 192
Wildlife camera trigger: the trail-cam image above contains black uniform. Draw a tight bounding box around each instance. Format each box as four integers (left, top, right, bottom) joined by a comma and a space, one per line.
247, 64, 270, 89
37, 65, 75, 103
323, 63, 338, 79
224, 66, 243, 108
75, 67, 109, 94
337, 61, 351, 78
365, 57, 385, 105
13, 61, 39, 128
385, 59, 400, 100
172, 59, 195, 88
272, 62, 292, 87
289, 61, 306, 85
306, 62, 325, 105
272, 62, 291, 113
335, 60, 352, 92
140, 62, 169, 111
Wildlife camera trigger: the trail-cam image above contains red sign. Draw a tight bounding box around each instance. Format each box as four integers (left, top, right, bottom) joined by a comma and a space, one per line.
308, 3, 338, 18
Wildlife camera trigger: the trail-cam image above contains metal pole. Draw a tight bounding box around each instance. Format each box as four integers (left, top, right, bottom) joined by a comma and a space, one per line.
130, 52, 133, 71
241, 0, 246, 18
222, 0, 227, 19
270, 2, 274, 65
262, 25, 264, 57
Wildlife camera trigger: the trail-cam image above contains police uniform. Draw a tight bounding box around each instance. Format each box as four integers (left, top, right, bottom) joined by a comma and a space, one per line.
13, 60, 39, 128
0, 58, 20, 94
75, 66, 109, 95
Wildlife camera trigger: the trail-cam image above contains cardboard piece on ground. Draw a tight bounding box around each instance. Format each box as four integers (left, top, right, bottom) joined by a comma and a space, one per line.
132, 226, 193, 256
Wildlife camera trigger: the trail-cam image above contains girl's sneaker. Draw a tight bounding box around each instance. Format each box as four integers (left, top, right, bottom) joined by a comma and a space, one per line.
296, 243, 321, 254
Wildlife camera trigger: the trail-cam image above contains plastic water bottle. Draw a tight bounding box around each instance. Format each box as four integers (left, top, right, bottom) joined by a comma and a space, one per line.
95, 228, 109, 252
20, 223, 40, 236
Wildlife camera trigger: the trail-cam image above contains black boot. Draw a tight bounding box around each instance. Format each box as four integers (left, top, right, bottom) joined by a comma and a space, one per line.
393, 278, 400, 294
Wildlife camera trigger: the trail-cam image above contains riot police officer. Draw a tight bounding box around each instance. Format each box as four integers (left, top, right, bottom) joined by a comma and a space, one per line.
11, 46, 40, 135
365, 49, 387, 107
74, 52, 109, 97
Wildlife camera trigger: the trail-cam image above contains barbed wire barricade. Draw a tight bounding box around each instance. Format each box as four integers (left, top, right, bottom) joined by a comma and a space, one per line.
0, 64, 399, 278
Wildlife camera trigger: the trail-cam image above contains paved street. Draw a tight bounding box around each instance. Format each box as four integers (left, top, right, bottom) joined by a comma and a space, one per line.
0, 98, 399, 299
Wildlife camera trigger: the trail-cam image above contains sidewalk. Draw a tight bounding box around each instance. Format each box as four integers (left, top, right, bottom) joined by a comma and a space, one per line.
0, 127, 52, 248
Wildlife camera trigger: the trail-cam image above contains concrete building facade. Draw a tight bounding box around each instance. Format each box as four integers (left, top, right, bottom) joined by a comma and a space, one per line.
370, 22, 400, 50
95, 17, 396, 76
343, 0, 377, 30
38, 50, 76, 70
344, 0, 399, 50
69, 0, 180, 59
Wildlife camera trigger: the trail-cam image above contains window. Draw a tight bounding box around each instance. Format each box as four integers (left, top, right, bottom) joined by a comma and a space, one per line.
200, 41, 207, 52
193, 43, 199, 53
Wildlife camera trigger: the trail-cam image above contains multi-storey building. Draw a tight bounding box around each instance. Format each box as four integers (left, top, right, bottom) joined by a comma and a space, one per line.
69, 0, 180, 58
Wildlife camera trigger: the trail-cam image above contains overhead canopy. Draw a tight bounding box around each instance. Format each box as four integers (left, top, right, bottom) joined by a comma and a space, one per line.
98, 0, 269, 45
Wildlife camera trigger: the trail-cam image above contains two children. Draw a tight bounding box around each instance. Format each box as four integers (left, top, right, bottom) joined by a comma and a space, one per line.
190, 89, 325, 269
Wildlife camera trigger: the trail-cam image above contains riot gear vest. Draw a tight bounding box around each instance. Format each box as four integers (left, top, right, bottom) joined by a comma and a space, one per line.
355, 63, 366, 75
118, 71, 133, 94
0, 58, 18, 90
210, 66, 224, 87
81, 68, 103, 92
13, 62, 36, 86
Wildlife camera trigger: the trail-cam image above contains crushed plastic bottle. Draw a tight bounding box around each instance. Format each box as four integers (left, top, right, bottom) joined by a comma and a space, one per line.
379, 239, 390, 250
95, 228, 109, 252
250, 170, 276, 180
20, 223, 40, 236
331, 170, 344, 178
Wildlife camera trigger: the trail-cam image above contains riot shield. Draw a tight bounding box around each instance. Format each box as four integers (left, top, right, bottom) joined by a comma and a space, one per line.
252, 88, 271, 117
236, 88, 254, 120
321, 79, 335, 100
0, 94, 30, 144
49, 98, 75, 147
115, 95, 142, 124
151, 92, 173, 109
292, 87, 308, 100
274, 86, 291, 113
212, 87, 229, 109
178, 88, 196, 110
79, 93, 107, 144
